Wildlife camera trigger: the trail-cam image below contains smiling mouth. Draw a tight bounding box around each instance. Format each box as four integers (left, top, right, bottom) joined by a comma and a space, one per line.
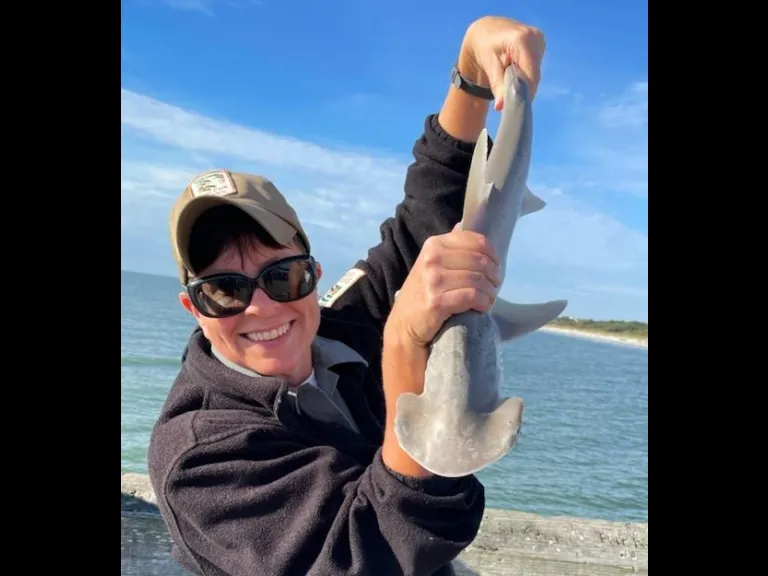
240, 321, 294, 343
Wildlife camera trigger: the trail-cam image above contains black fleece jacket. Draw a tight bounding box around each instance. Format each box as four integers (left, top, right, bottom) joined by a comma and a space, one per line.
148, 114, 494, 576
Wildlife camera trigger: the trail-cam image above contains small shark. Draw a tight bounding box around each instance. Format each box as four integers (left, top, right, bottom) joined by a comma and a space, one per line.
393, 66, 568, 478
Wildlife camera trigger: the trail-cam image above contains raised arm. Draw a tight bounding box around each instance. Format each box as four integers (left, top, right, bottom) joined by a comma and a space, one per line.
326, 91, 491, 329
321, 16, 545, 332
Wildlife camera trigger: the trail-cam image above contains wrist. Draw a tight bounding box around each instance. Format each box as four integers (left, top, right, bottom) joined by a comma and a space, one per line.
439, 36, 492, 142
382, 321, 428, 397
381, 330, 431, 478
457, 34, 490, 88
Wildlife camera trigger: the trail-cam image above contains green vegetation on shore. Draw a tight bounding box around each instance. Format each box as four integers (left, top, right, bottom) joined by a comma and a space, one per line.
548, 316, 648, 341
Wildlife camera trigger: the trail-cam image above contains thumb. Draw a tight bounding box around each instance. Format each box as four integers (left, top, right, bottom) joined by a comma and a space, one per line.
485, 54, 506, 111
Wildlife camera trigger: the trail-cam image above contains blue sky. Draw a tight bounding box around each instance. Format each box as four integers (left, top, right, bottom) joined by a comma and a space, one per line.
121, 0, 648, 321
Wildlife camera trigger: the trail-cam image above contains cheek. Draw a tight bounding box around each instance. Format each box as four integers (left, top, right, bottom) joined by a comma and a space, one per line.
294, 298, 320, 329
199, 317, 241, 343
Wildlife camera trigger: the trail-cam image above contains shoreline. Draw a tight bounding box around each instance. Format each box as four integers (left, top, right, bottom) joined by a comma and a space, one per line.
541, 325, 648, 349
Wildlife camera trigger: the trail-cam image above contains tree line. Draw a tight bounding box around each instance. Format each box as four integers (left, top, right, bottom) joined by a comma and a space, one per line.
549, 316, 648, 338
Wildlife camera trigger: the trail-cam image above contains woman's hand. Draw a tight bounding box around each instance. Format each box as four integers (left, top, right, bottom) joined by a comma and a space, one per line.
385, 224, 501, 351
381, 225, 501, 477
458, 15, 547, 109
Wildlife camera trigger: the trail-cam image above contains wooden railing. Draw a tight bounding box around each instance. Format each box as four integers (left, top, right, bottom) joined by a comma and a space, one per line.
121, 472, 648, 576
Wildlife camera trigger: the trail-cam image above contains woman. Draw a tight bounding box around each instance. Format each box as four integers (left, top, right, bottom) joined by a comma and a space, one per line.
148, 15, 546, 576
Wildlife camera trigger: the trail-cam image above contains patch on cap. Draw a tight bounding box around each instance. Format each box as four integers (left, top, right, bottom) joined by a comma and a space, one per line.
189, 170, 238, 198
319, 268, 365, 308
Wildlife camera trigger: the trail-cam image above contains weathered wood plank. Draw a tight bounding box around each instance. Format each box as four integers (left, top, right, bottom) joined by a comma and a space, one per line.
121, 473, 647, 575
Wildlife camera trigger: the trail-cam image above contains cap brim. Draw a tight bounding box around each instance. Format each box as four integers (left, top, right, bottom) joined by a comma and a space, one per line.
175, 196, 299, 273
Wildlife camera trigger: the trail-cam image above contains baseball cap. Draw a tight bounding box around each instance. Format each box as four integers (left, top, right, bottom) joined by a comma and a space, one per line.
169, 169, 311, 284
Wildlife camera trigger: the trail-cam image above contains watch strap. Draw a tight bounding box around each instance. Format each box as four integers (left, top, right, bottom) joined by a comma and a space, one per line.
450, 64, 494, 100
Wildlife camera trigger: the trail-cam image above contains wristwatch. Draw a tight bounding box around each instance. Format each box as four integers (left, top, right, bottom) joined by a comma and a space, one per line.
450, 64, 494, 100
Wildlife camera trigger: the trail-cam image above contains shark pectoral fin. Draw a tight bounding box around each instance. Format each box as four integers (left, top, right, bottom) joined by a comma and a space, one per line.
460, 129, 490, 230
521, 186, 546, 215
491, 297, 569, 341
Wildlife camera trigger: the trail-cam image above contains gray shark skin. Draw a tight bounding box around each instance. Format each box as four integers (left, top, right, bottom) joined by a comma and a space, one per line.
393, 66, 568, 478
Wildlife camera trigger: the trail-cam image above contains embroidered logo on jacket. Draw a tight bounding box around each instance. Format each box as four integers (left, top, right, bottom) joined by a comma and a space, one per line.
319, 268, 365, 308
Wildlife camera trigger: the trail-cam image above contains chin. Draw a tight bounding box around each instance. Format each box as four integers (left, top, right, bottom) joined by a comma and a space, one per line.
246, 353, 305, 379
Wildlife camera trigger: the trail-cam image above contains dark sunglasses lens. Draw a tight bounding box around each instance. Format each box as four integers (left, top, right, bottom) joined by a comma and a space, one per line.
260, 259, 316, 302
192, 276, 252, 316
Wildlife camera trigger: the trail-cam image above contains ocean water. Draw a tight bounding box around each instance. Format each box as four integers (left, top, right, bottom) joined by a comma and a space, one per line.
121, 269, 648, 524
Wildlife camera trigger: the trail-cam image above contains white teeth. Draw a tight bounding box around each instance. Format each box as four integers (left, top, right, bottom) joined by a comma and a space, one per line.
245, 322, 291, 342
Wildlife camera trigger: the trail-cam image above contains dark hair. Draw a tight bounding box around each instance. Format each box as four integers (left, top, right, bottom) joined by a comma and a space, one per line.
188, 205, 305, 276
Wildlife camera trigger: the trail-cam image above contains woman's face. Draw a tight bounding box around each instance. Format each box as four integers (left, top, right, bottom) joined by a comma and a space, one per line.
180, 239, 322, 385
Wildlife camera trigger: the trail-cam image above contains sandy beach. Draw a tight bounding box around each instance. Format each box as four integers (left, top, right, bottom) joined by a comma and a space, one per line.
540, 326, 648, 350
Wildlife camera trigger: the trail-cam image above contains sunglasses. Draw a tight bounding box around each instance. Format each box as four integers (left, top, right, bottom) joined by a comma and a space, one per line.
186, 254, 318, 318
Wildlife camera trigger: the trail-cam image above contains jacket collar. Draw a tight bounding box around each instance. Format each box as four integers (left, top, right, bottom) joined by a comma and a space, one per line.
211, 335, 367, 377
181, 328, 368, 415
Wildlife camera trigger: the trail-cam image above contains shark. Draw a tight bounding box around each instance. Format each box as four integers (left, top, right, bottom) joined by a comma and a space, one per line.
393, 65, 568, 478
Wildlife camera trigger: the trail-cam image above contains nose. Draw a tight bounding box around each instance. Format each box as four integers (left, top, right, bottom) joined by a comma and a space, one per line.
243, 286, 281, 315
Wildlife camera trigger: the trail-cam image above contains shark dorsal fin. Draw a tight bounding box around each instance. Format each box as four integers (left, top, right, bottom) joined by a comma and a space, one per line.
522, 186, 546, 215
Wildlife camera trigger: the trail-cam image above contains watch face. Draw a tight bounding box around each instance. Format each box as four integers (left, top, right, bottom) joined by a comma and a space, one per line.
450, 68, 462, 88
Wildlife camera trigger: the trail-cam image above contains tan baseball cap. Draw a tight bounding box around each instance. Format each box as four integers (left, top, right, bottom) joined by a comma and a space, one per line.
169, 169, 311, 284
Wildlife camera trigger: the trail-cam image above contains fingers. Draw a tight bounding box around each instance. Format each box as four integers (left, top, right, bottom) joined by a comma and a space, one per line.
420, 231, 501, 297
424, 249, 501, 287
514, 52, 540, 100
436, 285, 496, 318
513, 27, 545, 100
476, 19, 546, 108
426, 264, 499, 298
395, 228, 503, 346
433, 229, 500, 266
421, 235, 502, 318
421, 268, 498, 323
484, 53, 507, 110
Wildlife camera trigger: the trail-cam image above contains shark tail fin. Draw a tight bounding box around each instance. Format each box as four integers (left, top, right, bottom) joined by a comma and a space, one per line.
491, 297, 568, 341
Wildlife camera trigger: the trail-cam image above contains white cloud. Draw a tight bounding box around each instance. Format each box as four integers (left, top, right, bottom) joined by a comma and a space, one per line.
163, 0, 213, 16
122, 90, 407, 188
537, 83, 571, 100
565, 80, 648, 198
527, 79, 647, 203
598, 81, 648, 129
121, 85, 647, 320
157, 0, 263, 16
577, 283, 648, 298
